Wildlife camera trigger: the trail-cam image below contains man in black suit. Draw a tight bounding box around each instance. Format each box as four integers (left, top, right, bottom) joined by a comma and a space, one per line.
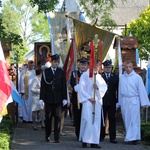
101, 59, 119, 143
40, 54, 67, 143
70, 57, 89, 140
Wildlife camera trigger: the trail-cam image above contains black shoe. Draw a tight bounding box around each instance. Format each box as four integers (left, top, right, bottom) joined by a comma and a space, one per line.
45, 137, 50, 142
41, 125, 45, 129
82, 142, 87, 148
28, 121, 33, 123
23, 120, 27, 123
54, 140, 59, 143
132, 140, 137, 145
91, 144, 101, 149
33, 126, 38, 130
110, 139, 117, 143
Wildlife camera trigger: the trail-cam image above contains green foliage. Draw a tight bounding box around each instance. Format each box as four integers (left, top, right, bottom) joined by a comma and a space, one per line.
77, 0, 124, 31
1, 0, 50, 64
100, 12, 117, 31
0, 133, 10, 150
0, 116, 14, 150
122, 5, 150, 61
141, 121, 150, 144
30, 12, 50, 43
0, 11, 24, 63
29, 0, 125, 31
29, 0, 59, 13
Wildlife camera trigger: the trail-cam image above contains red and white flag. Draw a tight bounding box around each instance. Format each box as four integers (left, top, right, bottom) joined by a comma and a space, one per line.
0, 41, 12, 114
89, 41, 95, 78
63, 39, 74, 82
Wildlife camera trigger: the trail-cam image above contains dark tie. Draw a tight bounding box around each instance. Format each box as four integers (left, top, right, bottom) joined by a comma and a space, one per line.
53, 69, 56, 74
106, 73, 110, 79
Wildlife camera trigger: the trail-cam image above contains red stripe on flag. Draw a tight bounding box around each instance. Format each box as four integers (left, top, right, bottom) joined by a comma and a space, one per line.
63, 40, 74, 82
89, 41, 95, 78
0, 43, 12, 114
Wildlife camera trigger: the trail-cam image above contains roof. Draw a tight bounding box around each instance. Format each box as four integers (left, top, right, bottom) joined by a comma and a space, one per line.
121, 36, 138, 49
60, 0, 149, 26
114, 36, 138, 49
110, 0, 149, 25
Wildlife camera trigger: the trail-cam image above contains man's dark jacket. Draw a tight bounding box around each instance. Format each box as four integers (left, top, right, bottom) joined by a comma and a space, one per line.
40, 67, 67, 104
102, 72, 119, 105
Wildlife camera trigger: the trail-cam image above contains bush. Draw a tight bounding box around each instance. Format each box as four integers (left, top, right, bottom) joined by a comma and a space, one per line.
141, 121, 150, 144
0, 115, 14, 150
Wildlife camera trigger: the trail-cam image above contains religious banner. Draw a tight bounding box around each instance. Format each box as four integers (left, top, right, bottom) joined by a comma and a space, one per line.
49, 12, 79, 63
73, 19, 116, 61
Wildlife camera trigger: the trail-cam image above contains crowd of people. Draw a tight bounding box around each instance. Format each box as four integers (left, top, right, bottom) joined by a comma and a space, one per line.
8, 54, 150, 149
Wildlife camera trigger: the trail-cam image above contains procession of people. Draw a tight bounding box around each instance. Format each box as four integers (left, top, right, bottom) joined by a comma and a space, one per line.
6, 48, 147, 150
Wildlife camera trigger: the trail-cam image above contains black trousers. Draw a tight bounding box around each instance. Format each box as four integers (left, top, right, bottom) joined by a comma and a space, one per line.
72, 103, 82, 139
101, 105, 116, 140
45, 103, 62, 141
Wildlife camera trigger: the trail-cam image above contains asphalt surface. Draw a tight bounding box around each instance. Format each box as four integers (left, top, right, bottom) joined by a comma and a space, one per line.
11, 115, 150, 150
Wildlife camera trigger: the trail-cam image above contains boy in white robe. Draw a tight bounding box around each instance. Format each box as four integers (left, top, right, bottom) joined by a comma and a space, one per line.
75, 62, 107, 148
118, 62, 150, 145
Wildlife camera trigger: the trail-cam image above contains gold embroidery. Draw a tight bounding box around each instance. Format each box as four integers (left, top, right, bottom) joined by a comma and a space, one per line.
24, 71, 28, 100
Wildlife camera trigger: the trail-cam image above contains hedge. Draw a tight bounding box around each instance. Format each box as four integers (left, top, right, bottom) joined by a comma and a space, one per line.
0, 116, 14, 150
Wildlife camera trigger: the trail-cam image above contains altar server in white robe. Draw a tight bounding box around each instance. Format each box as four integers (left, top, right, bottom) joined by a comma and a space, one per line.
118, 61, 150, 145
19, 60, 36, 122
76, 62, 107, 148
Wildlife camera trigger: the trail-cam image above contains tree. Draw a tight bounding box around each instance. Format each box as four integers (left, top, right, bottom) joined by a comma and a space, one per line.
30, 12, 50, 44
29, 0, 126, 31
78, 0, 128, 31
123, 5, 150, 60
0, 12, 24, 64
77, 0, 117, 31
29, 0, 59, 13
1, 0, 50, 63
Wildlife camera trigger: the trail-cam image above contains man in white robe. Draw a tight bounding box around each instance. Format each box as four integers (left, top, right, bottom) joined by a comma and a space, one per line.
76, 66, 107, 148
18, 60, 35, 122
118, 62, 150, 145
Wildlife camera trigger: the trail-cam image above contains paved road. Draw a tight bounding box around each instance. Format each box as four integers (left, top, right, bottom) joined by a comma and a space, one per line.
11, 116, 150, 150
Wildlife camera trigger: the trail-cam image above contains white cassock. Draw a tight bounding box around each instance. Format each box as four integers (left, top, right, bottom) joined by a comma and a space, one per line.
118, 70, 150, 142
18, 68, 35, 122
76, 69, 107, 144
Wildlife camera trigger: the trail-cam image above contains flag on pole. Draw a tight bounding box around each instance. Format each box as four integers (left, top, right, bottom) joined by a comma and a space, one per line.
0, 41, 12, 114
136, 48, 140, 64
117, 37, 122, 77
63, 39, 74, 82
73, 19, 115, 61
11, 81, 23, 106
146, 57, 150, 95
89, 41, 95, 78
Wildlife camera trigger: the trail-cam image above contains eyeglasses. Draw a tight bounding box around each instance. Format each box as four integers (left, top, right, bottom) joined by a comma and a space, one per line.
104, 66, 112, 69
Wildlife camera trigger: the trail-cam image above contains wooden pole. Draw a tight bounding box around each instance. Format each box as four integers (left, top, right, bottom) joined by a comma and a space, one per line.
92, 34, 99, 124
73, 27, 80, 109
